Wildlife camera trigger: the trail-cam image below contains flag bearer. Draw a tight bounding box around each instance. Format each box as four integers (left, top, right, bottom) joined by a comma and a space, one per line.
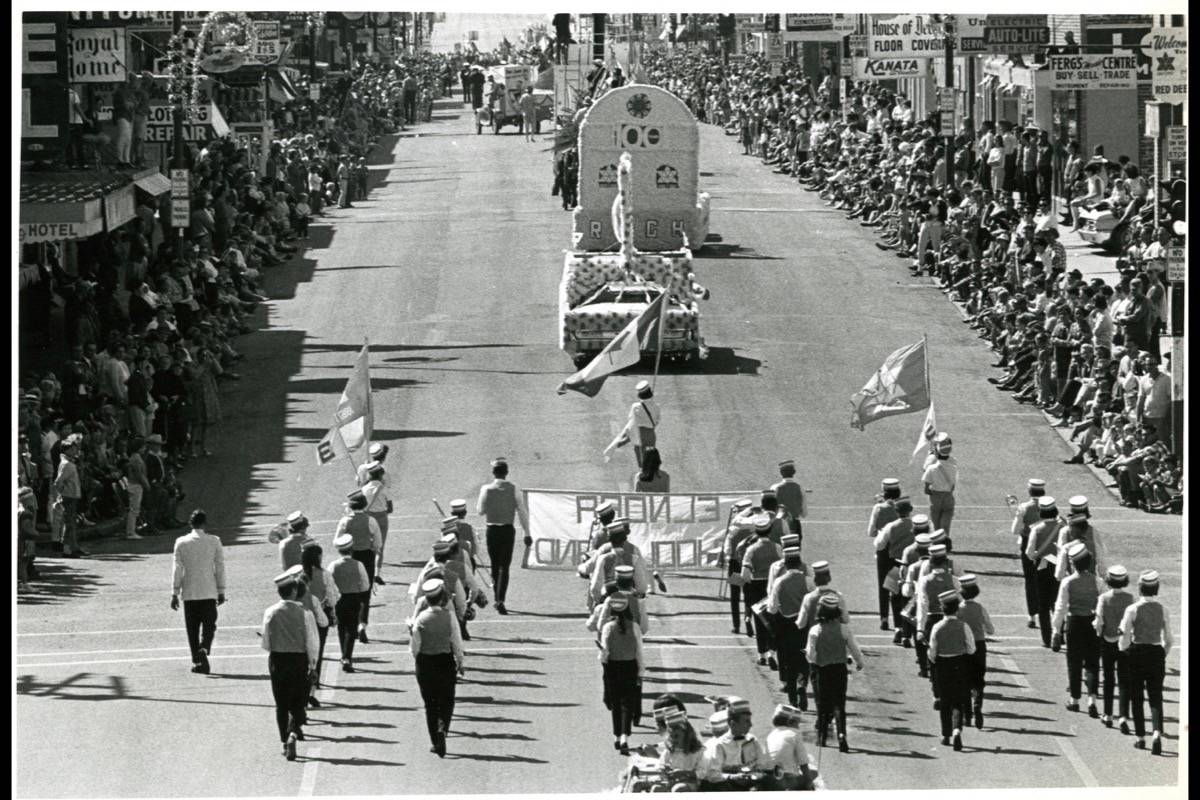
261, 565, 318, 761
922, 433, 957, 535
1095, 565, 1134, 730
1119, 570, 1173, 755
362, 460, 392, 584
1051, 542, 1102, 716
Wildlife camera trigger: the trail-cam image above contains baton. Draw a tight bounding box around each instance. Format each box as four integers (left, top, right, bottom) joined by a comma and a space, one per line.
432, 498, 446, 517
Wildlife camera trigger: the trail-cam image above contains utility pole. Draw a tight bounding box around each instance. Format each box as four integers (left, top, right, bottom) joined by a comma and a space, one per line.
309, 22, 317, 82
943, 14, 955, 188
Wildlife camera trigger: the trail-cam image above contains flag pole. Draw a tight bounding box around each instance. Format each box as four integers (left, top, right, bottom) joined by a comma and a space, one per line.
923, 332, 931, 405
651, 283, 667, 390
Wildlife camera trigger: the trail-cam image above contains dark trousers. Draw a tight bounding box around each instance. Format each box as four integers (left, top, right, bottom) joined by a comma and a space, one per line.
1065, 615, 1100, 699
935, 654, 971, 736
727, 559, 743, 631
1020, 549, 1040, 617
1022, 170, 1039, 206
968, 641, 987, 711
811, 663, 848, 740
603, 658, 640, 737
415, 652, 458, 745
486, 524, 515, 603
1100, 639, 1131, 719
183, 599, 218, 663
351, 550, 375, 624
917, 613, 944, 679
875, 551, 893, 622
269, 652, 309, 742
313, 625, 328, 692
1128, 643, 1166, 736
743, 580, 772, 654
335, 593, 365, 662
403, 91, 417, 124
774, 617, 808, 706
1035, 568, 1058, 647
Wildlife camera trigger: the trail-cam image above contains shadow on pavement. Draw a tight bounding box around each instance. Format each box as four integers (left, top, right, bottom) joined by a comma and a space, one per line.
618, 347, 763, 377
456, 695, 579, 708
17, 560, 114, 605
644, 665, 712, 675
953, 550, 1019, 560
462, 666, 544, 676
452, 731, 538, 742
844, 746, 936, 759
453, 714, 532, 725
444, 752, 550, 764
297, 756, 406, 767
286, 426, 465, 442
305, 342, 526, 354
695, 243, 785, 261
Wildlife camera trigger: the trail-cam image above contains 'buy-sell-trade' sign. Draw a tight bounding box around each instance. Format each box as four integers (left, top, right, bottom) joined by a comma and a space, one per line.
1047, 52, 1139, 90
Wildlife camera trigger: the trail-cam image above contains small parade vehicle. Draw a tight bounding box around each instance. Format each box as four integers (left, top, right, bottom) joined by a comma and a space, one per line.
475, 64, 554, 135
561, 281, 703, 368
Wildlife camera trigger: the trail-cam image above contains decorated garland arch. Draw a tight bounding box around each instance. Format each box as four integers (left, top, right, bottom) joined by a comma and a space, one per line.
166, 11, 260, 118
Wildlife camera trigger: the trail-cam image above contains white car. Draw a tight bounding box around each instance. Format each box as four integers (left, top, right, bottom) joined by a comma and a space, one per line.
561, 282, 703, 368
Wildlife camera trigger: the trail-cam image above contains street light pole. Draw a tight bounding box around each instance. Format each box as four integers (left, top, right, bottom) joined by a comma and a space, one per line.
172, 10, 186, 261
943, 14, 955, 189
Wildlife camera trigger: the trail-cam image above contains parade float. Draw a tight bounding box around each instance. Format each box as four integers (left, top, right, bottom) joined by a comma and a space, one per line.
559, 84, 711, 366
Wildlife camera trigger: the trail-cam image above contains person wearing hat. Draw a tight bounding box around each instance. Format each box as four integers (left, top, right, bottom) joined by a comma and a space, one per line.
589, 566, 649, 634
476, 457, 529, 614
928, 590, 974, 750
701, 708, 730, 752
866, 478, 902, 542
598, 593, 644, 755
17, 488, 39, 592
723, 500, 758, 634
899, 529, 933, 650
262, 565, 319, 761
698, 697, 772, 786
171, 510, 226, 674
805, 594, 864, 752
917, 528, 957, 579
1118, 570, 1173, 754
361, 460, 393, 585
767, 545, 810, 709
758, 489, 791, 546
874, 495, 915, 634
1051, 543, 1102, 716
447, 499, 479, 571
795, 561, 849, 631
621, 381, 661, 469
654, 707, 705, 789
1054, 496, 1106, 582
956, 575, 994, 728
278, 512, 312, 571
588, 519, 649, 608
586, 499, 618, 553
765, 704, 814, 790
53, 435, 84, 558
334, 490, 382, 642
1094, 565, 1134, 730
921, 432, 957, 536
1009, 478, 1048, 629
328, 533, 370, 672
300, 541, 336, 707
915, 543, 960, 683
770, 460, 808, 538
410, 577, 464, 758
741, 516, 783, 667
1025, 496, 1066, 646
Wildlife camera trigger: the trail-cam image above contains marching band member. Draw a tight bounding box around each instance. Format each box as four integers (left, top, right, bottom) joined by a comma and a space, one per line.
806, 595, 864, 752
956, 574, 994, 728
278, 511, 312, 571
328, 533, 369, 672
767, 544, 809, 709
1051, 543, 1102, 716
598, 594, 644, 755
1119, 570, 1173, 755
771, 460, 808, 539
1010, 478, 1048, 630
261, 565, 319, 761
741, 516, 782, 666
928, 589, 974, 751
873, 496, 914, 633
361, 460, 392, 585
1025, 496, 1066, 647
411, 577, 464, 758
334, 490, 382, 643
1095, 565, 1134, 730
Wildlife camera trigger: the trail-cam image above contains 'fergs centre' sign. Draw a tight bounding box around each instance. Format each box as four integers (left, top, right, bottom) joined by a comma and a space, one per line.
1047, 52, 1139, 90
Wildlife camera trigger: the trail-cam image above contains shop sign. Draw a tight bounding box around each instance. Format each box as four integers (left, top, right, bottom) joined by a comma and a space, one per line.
1141, 28, 1187, 105
938, 87, 956, 112
853, 57, 926, 80
785, 15, 833, 32
68, 27, 126, 83
21, 13, 70, 162
19, 222, 84, 243
68, 11, 207, 29
1047, 52, 1138, 90
1165, 126, 1186, 161
1166, 246, 1185, 282
955, 15, 989, 54
765, 32, 785, 61
831, 14, 856, 35
736, 15, 765, 34
249, 20, 282, 64
941, 110, 956, 136
983, 15, 1049, 54
867, 15, 945, 59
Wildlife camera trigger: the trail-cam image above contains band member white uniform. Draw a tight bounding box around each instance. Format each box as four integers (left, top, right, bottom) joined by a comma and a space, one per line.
1010, 478, 1047, 629
770, 460, 807, 538
1118, 570, 1173, 754
1051, 543, 1102, 716
278, 511, 313, 570
1053, 496, 1106, 581
261, 565, 319, 761
361, 461, 392, 584
625, 381, 661, 468
922, 433, 957, 535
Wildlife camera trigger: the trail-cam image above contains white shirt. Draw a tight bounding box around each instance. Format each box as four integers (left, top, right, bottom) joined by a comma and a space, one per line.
260, 600, 320, 670
922, 457, 958, 493
629, 397, 661, 438
764, 727, 808, 775
172, 529, 226, 601
362, 478, 391, 513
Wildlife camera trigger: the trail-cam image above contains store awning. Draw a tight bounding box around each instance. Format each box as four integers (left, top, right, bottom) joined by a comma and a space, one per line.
134, 171, 172, 196
19, 171, 134, 243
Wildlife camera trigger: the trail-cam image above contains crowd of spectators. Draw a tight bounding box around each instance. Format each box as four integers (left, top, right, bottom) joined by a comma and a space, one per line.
17, 54, 455, 592
641, 50, 1182, 514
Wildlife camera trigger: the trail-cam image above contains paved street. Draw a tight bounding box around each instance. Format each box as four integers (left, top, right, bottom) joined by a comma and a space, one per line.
16, 98, 1184, 795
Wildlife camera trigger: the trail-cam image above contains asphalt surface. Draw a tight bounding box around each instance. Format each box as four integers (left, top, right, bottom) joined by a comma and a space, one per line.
16, 97, 1185, 796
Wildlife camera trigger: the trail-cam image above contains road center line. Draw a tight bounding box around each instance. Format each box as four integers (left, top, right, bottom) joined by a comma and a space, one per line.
298, 655, 340, 796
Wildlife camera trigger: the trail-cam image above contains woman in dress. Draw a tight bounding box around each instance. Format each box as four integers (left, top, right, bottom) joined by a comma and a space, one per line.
633, 447, 670, 493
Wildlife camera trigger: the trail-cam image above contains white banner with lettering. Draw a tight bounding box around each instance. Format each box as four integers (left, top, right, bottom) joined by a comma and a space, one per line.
524, 489, 756, 571
1047, 52, 1138, 90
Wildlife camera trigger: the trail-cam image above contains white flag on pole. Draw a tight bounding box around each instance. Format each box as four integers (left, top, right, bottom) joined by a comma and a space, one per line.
316, 342, 373, 466
910, 401, 937, 464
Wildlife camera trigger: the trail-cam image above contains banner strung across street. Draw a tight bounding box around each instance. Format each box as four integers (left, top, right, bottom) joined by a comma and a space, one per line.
524, 489, 756, 570
1047, 52, 1138, 90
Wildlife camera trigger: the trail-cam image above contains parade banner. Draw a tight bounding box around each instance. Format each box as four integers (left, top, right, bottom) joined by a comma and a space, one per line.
866, 15, 945, 59
1047, 52, 1138, 90
524, 489, 756, 570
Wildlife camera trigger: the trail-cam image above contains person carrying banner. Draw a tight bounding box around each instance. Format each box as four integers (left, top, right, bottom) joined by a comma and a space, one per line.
361, 461, 392, 585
